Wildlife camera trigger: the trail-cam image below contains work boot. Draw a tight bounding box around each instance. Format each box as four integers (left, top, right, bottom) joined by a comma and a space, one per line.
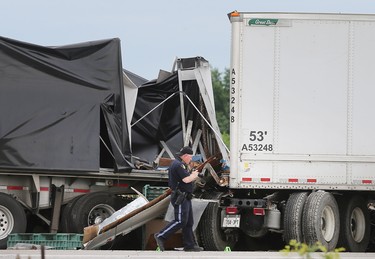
184, 245, 204, 252
154, 233, 165, 251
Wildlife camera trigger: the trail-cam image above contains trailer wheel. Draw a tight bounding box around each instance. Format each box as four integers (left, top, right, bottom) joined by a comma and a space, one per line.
198, 192, 237, 251
337, 195, 370, 252
284, 192, 309, 243
60, 195, 82, 233
0, 193, 27, 249
302, 191, 339, 250
69, 192, 119, 233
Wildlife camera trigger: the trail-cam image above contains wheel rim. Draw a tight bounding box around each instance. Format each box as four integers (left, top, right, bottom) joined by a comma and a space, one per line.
87, 204, 115, 225
321, 206, 335, 242
0, 205, 14, 240
350, 207, 366, 243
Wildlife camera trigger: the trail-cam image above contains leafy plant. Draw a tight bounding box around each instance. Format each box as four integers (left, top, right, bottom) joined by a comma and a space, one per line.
280, 240, 345, 259
211, 67, 230, 147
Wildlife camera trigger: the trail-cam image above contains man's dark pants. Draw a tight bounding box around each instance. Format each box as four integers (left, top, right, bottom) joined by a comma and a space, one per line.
156, 194, 195, 249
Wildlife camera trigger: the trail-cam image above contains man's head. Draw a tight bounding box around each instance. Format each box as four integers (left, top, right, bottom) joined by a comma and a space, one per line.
176, 146, 193, 164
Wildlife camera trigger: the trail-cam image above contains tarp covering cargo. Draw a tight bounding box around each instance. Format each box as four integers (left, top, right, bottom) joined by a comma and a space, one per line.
128, 56, 229, 165
0, 37, 132, 172
130, 70, 201, 162
0, 36, 224, 174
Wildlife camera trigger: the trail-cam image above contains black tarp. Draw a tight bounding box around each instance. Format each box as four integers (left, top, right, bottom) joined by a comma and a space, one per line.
0, 37, 132, 172
131, 71, 201, 162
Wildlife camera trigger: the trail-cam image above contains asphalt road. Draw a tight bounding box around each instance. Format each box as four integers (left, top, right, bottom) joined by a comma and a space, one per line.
1, 250, 375, 259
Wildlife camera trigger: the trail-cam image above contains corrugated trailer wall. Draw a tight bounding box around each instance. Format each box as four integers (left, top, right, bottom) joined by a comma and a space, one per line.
231, 13, 375, 190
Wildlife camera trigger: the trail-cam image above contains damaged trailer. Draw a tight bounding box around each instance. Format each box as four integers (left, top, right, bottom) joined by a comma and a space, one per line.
0, 36, 229, 249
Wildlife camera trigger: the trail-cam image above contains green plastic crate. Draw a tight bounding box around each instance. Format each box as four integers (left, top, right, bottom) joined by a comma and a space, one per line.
143, 184, 169, 201
7, 233, 83, 250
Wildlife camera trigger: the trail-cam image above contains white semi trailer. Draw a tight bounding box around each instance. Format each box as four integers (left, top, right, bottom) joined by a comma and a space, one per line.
204, 12, 375, 252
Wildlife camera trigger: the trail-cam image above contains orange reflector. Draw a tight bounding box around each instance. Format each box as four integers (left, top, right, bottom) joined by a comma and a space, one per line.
231, 11, 240, 17
253, 208, 265, 216
226, 206, 239, 215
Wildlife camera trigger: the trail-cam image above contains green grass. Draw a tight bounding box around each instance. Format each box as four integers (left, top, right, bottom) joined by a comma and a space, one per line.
280, 240, 345, 259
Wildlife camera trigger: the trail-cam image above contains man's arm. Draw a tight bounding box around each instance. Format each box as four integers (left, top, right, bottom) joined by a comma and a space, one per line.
182, 170, 199, 183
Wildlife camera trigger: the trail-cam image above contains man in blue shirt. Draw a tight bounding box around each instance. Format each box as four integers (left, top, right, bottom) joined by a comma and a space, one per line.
154, 146, 204, 252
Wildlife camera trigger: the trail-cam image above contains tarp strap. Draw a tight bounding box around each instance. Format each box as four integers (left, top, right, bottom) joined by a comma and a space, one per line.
100, 136, 116, 160
130, 91, 180, 127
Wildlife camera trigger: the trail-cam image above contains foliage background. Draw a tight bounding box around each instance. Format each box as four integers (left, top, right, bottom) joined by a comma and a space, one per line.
211, 67, 230, 147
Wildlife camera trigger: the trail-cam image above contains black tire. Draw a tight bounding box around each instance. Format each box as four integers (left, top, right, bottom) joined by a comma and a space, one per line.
337, 195, 370, 252
60, 195, 83, 233
197, 192, 237, 251
283, 192, 309, 243
302, 191, 340, 250
0, 193, 27, 249
69, 192, 119, 233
